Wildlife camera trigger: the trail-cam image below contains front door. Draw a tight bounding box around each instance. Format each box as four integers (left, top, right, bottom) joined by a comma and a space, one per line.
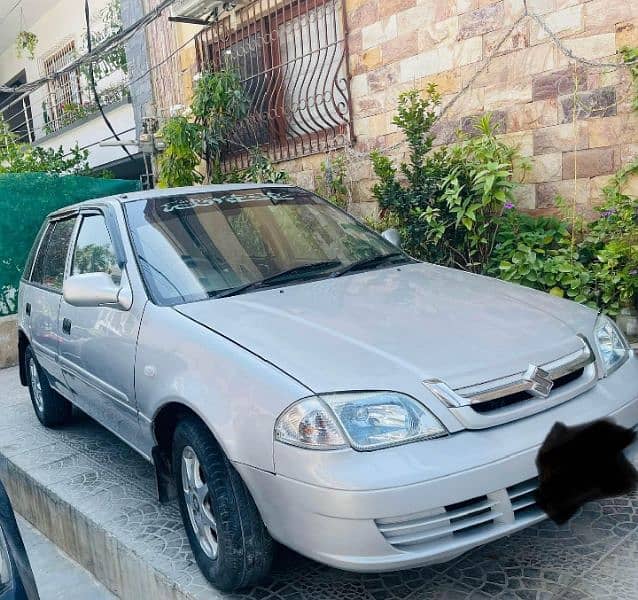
58, 210, 143, 445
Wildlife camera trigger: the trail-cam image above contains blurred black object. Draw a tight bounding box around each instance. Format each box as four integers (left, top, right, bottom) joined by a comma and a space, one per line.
0, 479, 39, 600
535, 419, 638, 525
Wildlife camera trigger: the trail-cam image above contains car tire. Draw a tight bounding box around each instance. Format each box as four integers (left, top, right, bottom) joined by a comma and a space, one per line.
25, 346, 72, 427
172, 416, 274, 592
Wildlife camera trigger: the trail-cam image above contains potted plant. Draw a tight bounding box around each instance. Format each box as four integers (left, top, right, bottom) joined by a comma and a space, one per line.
16, 31, 37, 59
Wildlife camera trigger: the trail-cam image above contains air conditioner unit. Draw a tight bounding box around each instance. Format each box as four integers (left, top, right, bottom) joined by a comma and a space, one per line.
170, 0, 234, 24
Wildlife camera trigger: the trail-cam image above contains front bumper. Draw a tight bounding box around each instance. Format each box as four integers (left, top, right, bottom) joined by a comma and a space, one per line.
237, 355, 638, 572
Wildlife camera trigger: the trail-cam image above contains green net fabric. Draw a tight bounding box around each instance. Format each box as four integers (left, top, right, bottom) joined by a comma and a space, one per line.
0, 174, 139, 315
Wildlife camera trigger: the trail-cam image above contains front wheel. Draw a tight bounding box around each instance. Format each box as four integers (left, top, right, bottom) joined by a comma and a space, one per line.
25, 346, 71, 427
172, 416, 273, 592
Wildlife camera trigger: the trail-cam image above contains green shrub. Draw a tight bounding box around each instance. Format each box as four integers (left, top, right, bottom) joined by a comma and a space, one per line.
583, 161, 638, 314
228, 150, 290, 184
371, 78, 637, 315
488, 165, 638, 316
156, 116, 203, 188
489, 210, 593, 305
192, 69, 250, 183
0, 116, 90, 175
318, 154, 350, 209
371, 85, 527, 272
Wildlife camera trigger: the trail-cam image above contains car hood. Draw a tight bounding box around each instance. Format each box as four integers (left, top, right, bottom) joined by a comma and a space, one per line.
175, 263, 598, 393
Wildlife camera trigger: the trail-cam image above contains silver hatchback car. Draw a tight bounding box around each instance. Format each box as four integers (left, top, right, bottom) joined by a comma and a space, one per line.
18, 185, 638, 591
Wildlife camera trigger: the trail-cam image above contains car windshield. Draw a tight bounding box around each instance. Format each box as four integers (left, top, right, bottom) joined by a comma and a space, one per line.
124, 187, 407, 305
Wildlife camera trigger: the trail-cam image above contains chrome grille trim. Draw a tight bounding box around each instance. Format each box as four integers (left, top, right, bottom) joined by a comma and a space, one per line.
454, 339, 594, 404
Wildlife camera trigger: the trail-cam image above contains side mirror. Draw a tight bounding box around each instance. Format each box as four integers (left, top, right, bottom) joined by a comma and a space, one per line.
63, 272, 131, 310
381, 228, 401, 248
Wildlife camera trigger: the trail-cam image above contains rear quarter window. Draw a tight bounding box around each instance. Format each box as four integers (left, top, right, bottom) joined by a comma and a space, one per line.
23, 222, 51, 282
30, 217, 77, 291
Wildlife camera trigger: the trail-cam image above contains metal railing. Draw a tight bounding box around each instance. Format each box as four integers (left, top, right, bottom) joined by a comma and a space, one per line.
195, 0, 352, 168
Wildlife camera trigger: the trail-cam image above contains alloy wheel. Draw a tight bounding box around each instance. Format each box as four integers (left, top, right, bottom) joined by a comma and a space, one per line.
29, 358, 44, 413
181, 445, 218, 559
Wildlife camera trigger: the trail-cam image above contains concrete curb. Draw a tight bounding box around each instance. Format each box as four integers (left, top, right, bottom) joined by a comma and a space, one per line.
0, 459, 191, 600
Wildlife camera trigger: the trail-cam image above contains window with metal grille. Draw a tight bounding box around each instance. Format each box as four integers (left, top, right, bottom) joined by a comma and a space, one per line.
42, 40, 83, 134
195, 0, 352, 168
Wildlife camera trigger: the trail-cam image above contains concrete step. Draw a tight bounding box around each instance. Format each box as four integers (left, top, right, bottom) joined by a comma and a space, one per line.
17, 515, 115, 600
3, 366, 638, 600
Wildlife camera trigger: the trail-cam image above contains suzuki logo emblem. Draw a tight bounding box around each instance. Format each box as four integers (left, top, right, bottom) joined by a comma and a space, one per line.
524, 365, 554, 398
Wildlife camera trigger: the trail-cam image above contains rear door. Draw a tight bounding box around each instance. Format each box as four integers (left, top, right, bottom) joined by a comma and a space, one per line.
25, 215, 77, 391
58, 209, 143, 445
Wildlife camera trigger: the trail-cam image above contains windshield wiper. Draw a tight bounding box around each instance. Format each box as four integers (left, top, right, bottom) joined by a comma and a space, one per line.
213, 260, 343, 298
330, 252, 407, 278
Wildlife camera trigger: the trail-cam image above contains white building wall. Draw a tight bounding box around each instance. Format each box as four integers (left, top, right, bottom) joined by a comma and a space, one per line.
0, 0, 138, 168
37, 103, 137, 168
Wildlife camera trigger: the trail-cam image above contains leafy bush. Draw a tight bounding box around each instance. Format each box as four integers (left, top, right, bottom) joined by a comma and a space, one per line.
490, 184, 638, 316
318, 154, 350, 209
0, 116, 90, 175
192, 70, 250, 183
370, 79, 637, 315
156, 116, 203, 188
371, 85, 527, 272
157, 69, 268, 186
583, 162, 638, 314
371, 86, 444, 259
489, 210, 593, 305
228, 150, 290, 184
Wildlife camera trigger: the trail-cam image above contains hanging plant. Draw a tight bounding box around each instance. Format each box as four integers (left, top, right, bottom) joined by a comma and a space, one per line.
16, 31, 38, 59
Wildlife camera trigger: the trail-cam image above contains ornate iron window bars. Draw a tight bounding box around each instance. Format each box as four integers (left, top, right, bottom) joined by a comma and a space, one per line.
195, 0, 353, 169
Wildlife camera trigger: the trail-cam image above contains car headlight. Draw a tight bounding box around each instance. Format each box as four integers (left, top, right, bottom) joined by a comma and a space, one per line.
275, 391, 447, 451
0, 528, 11, 593
594, 314, 630, 376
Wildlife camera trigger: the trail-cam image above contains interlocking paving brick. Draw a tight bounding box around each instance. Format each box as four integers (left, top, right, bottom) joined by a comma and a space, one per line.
1, 365, 638, 599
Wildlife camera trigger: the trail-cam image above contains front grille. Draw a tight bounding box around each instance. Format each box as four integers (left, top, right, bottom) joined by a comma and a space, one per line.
452, 339, 595, 415
376, 476, 543, 552
472, 367, 585, 414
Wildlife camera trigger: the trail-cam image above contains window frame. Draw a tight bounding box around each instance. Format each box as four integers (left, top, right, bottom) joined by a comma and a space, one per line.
41, 39, 84, 135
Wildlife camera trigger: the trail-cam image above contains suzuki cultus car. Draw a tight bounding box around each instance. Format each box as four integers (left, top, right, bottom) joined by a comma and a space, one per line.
18, 185, 638, 591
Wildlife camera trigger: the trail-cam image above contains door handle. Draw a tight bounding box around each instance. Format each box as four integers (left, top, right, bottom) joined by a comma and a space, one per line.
25, 302, 31, 316
62, 318, 72, 335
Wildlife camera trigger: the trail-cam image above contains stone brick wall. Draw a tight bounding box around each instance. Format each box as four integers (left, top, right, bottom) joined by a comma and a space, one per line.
288, 0, 638, 218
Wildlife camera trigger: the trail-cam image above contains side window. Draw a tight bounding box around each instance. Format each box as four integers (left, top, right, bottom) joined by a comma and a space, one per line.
28, 223, 54, 283
23, 222, 49, 281
31, 218, 76, 291
72, 215, 120, 284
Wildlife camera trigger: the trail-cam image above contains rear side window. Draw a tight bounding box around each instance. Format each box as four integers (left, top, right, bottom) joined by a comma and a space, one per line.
22, 222, 48, 281
26, 223, 53, 282
72, 214, 120, 284
31, 217, 77, 291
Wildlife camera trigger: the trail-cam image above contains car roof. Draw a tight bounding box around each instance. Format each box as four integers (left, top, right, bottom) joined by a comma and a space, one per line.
48, 183, 295, 218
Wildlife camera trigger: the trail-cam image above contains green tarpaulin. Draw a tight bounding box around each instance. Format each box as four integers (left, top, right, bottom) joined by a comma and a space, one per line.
0, 173, 139, 315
